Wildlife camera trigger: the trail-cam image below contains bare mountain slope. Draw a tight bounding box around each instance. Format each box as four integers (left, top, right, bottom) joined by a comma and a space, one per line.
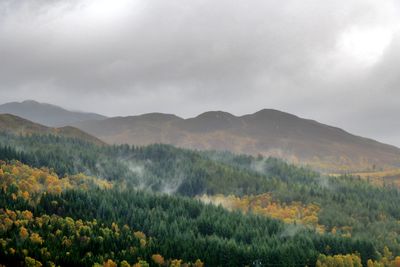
0, 100, 106, 127
74, 109, 400, 172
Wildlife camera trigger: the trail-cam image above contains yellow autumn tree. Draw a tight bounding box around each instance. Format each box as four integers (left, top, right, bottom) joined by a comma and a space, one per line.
316, 254, 362, 267
6, 209, 17, 220
152, 254, 165, 266
21, 191, 30, 200
170, 259, 182, 267
194, 259, 204, 267
367, 254, 400, 267
199, 193, 325, 230
22, 210, 33, 220
140, 239, 146, 248
2, 217, 13, 231
25, 256, 42, 267
20, 226, 29, 240
30, 233, 43, 245
394, 256, 400, 267
103, 259, 117, 267
133, 261, 149, 267
134, 231, 146, 240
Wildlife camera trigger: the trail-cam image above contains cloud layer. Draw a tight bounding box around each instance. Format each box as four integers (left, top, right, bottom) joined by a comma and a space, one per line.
0, 0, 400, 146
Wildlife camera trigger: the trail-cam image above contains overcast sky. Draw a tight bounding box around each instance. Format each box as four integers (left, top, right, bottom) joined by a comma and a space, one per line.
0, 0, 400, 146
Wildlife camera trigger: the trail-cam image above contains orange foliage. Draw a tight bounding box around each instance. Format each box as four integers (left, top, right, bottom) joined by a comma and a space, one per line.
21, 191, 30, 200
19, 226, 29, 240
22, 210, 33, 220
5, 209, 17, 220
0, 161, 112, 203
152, 254, 165, 265
200, 194, 325, 231
103, 259, 117, 267
394, 256, 400, 267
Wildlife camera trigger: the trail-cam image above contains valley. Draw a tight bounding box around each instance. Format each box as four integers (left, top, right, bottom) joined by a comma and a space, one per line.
2, 1, 400, 265
0, 106, 399, 266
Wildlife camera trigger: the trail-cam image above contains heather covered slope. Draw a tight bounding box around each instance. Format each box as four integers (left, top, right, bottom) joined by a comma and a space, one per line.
75, 109, 400, 172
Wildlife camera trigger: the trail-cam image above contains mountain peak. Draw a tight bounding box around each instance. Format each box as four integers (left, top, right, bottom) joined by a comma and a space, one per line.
137, 112, 183, 121
22, 99, 41, 104
250, 108, 299, 119
195, 111, 237, 120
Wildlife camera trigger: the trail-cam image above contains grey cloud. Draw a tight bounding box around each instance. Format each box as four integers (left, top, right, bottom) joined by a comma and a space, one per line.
0, 0, 400, 146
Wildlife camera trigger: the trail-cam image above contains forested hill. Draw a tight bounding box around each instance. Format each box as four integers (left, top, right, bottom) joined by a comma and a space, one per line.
0, 161, 377, 267
74, 109, 400, 172
0, 114, 104, 145
0, 132, 399, 267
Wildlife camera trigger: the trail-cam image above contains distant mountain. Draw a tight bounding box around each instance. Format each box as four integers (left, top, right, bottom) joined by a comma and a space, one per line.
0, 100, 107, 127
0, 113, 104, 145
74, 109, 400, 172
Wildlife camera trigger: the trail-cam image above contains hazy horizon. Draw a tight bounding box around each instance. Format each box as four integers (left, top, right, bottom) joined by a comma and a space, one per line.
2, 98, 400, 149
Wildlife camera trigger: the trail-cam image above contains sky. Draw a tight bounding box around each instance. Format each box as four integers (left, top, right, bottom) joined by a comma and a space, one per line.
0, 0, 400, 146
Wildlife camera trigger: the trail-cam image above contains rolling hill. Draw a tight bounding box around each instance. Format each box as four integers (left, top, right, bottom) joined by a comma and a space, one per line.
74, 109, 400, 172
0, 113, 104, 145
0, 100, 106, 127
2, 100, 399, 172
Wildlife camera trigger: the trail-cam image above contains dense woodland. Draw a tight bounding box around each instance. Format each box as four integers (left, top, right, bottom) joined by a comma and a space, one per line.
0, 132, 400, 266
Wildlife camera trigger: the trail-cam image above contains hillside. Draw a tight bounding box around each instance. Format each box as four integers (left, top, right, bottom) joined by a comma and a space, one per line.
0, 162, 377, 267
74, 109, 400, 172
1, 133, 399, 265
0, 114, 104, 145
0, 100, 106, 127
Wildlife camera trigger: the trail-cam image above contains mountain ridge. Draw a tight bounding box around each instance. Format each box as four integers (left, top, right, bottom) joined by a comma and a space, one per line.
73, 109, 400, 172
0, 113, 104, 145
2, 100, 399, 172
0, 100, 107, 127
